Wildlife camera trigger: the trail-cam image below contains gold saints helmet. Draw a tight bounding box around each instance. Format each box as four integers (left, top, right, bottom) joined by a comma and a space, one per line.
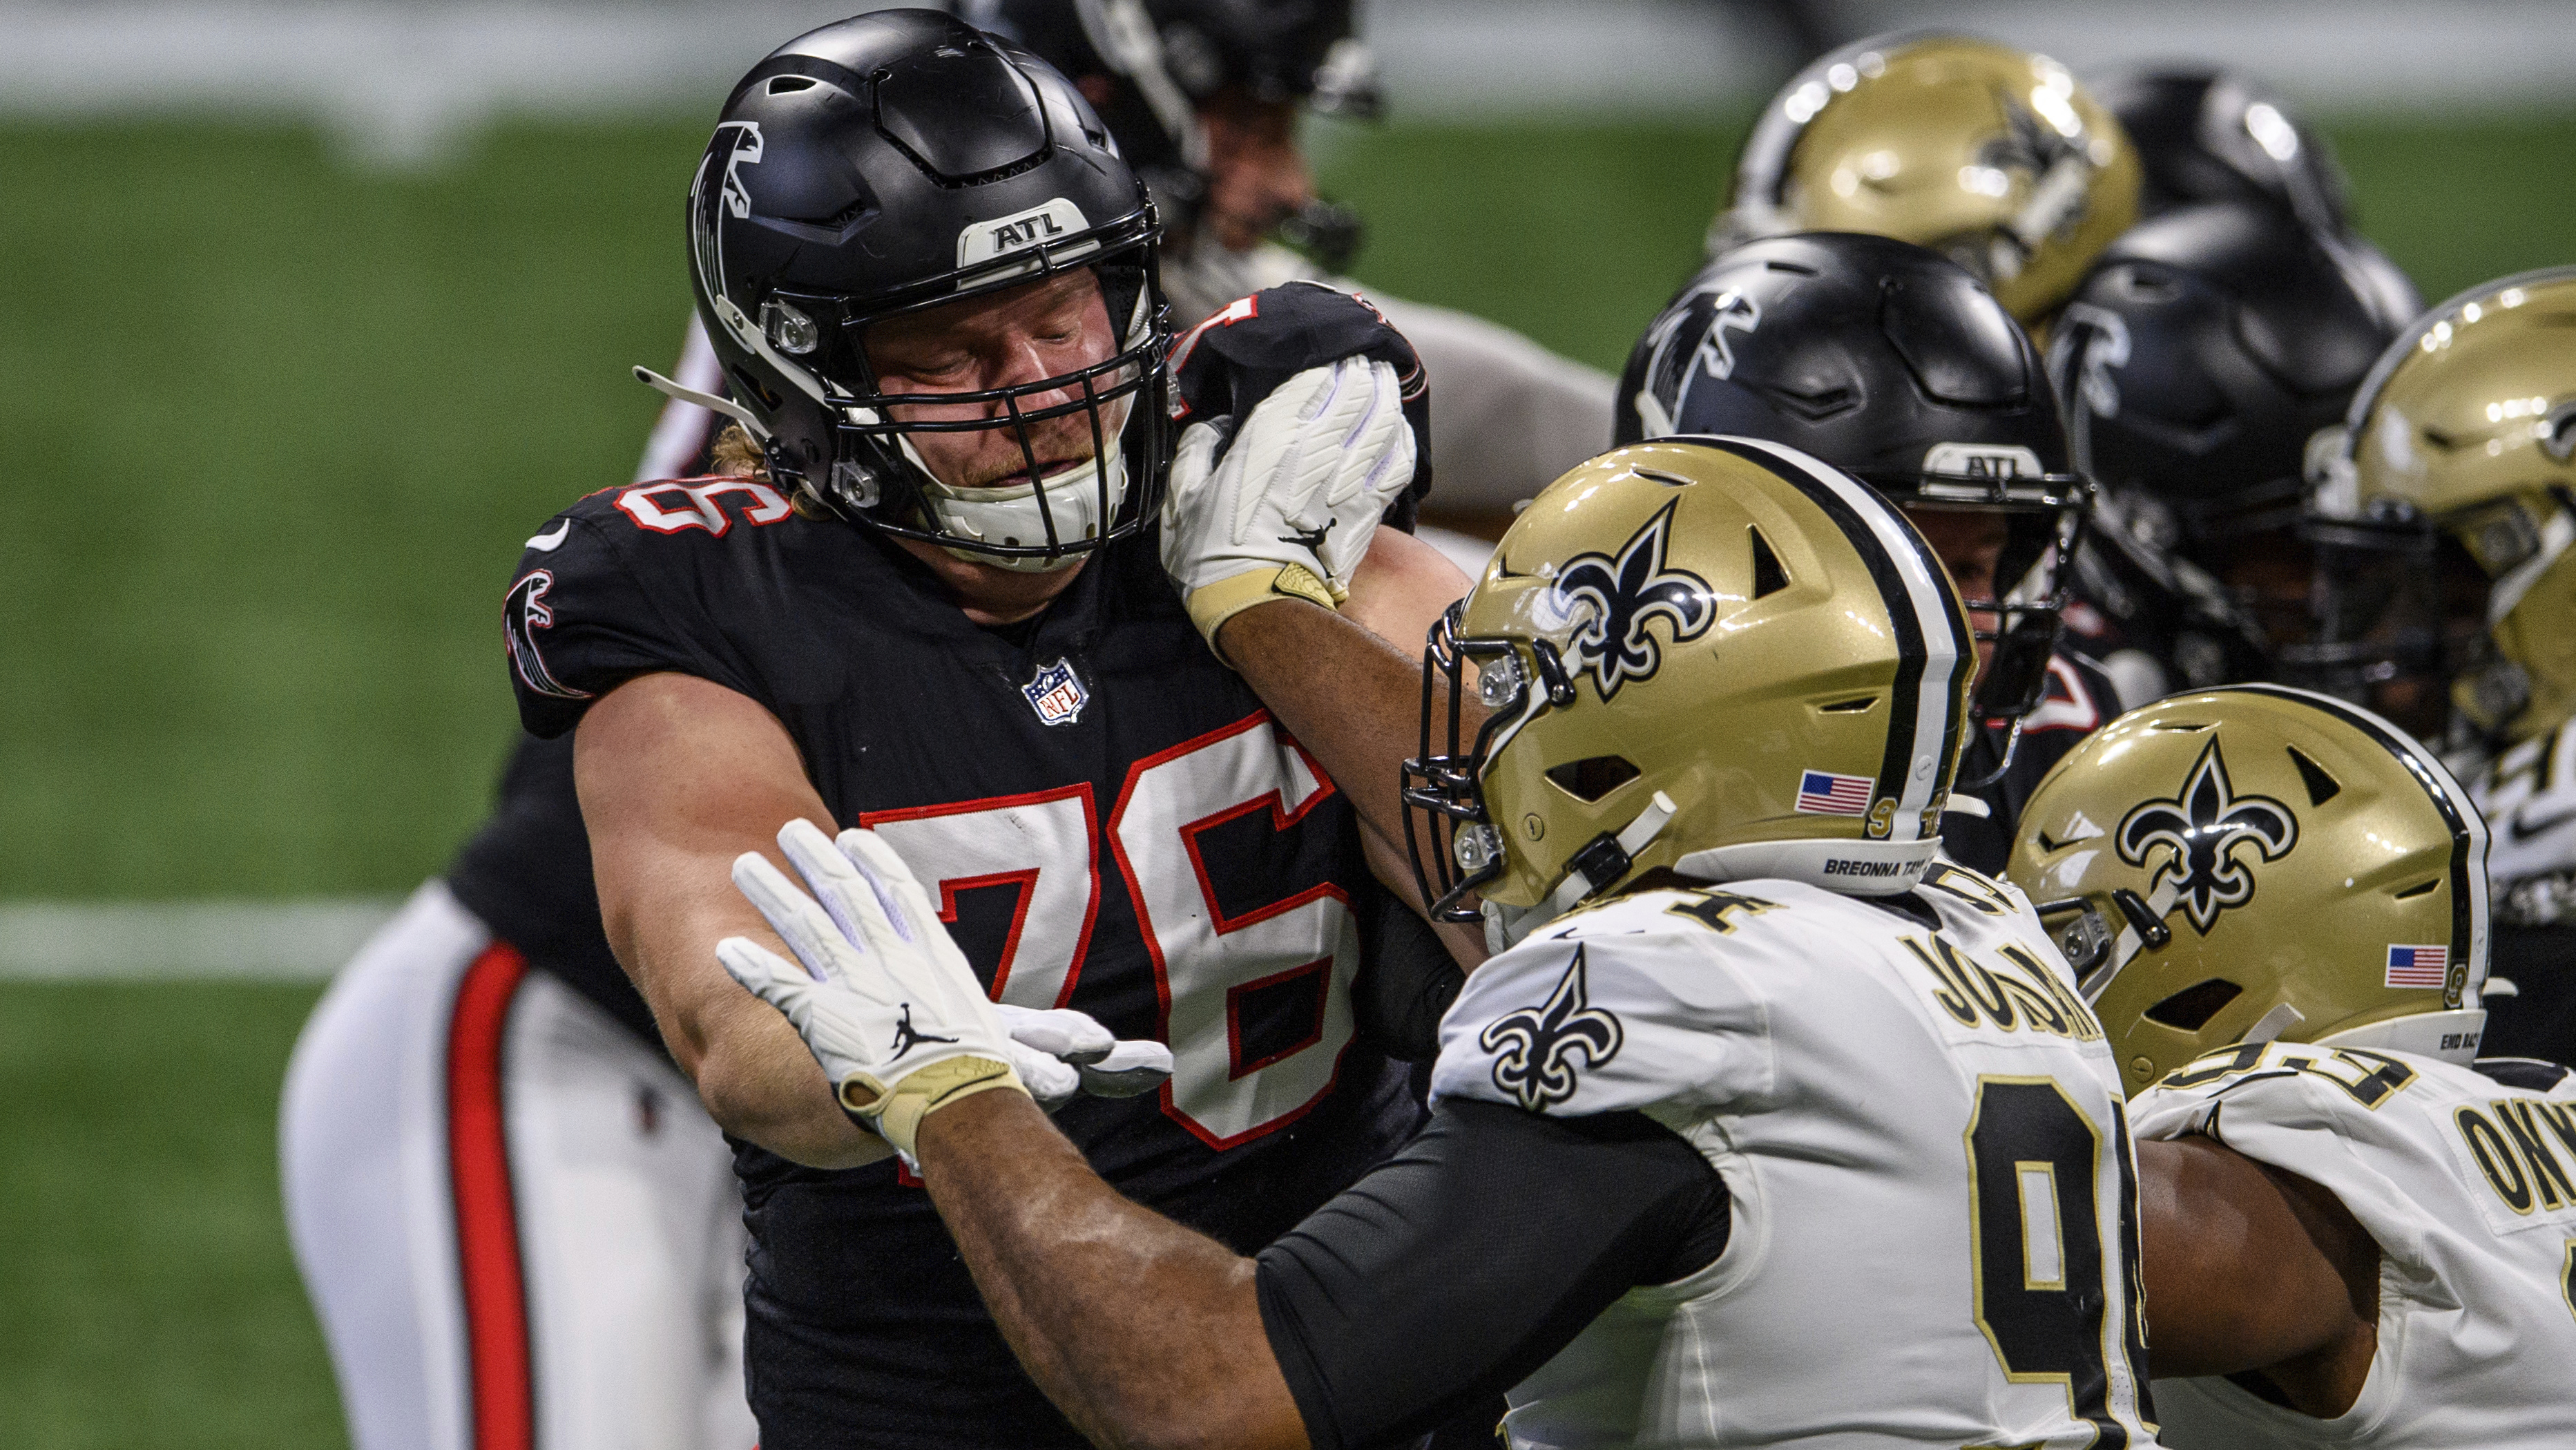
1402, 437, 1976, 948
2005, 683, 2491, 1094
2300, 267, 2576, 750
1721, 32, 2141, 325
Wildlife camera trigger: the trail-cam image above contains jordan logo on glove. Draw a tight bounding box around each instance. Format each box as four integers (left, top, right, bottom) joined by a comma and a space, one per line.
890, 1004, 959, 1056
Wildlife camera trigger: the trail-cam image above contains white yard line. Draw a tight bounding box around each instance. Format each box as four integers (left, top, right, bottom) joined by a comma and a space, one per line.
0, 899, 399, 981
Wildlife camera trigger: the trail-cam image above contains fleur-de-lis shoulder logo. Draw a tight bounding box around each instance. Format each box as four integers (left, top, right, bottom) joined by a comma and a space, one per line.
1552, 499, 1715, 699
1480, 944, 1624, 1111
2115, 739, 2300, 935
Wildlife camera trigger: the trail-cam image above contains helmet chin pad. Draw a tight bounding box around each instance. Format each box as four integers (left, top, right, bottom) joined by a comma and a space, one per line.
914, 405, 1133, 572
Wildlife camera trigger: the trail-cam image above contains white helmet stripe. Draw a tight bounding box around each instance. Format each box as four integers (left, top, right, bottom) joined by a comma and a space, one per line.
1709, 436, 1974, 843
2226, 682, 2491, 995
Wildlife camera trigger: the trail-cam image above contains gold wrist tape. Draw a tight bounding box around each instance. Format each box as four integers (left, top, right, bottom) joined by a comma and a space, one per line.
838, 1054, 1026, 1158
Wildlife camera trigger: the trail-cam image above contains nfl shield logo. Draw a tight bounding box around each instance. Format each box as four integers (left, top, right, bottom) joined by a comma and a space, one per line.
1022, 658, 1089, 727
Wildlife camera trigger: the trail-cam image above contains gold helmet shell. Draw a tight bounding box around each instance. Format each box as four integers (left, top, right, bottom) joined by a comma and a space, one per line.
1724, 32, 2141, 324
1402, 438, 1977, 942
2004, 684, 2490, 1094
2309, 267, 2576, 743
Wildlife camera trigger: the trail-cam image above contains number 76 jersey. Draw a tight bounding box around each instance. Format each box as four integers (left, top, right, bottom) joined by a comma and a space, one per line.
505, 486, 1416, 1442
1432, 866, 2161, 1450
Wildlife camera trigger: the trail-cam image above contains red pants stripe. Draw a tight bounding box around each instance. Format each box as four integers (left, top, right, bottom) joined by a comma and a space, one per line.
446, 942, 534, 1450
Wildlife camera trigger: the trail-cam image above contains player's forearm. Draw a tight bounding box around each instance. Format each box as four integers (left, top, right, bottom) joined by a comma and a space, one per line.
691, 994, 891, 1169
918, 1091, 1308, 1450
2136, 1137, 2367, 1386
1221, 598, 1476, 880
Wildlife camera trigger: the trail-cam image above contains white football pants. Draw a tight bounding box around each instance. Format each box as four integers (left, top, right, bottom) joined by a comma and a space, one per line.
280, 880, 755, 1450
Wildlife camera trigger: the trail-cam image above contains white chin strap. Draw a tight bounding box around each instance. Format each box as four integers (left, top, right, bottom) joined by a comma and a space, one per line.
1483, 793, 1678, 953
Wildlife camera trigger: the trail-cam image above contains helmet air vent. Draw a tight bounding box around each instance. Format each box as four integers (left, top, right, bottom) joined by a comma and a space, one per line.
2394, 878, 2440, 899
1749, 525, 1791, 598
767, 76, 818, 95
1545, 756, 1642, 803
2285, 744, 2343, 805
2144, 977, 2244, 1029
1820, 696, 1878, 713
872, 41, 1051, 185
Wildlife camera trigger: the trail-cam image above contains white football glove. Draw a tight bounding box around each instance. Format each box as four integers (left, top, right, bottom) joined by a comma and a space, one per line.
718, 819, 1172, 1156
1160, 354, 1417, 653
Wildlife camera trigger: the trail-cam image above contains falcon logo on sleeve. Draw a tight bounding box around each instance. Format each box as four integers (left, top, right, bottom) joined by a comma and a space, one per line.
1480, 945, 1624, 1112
1553, 500, 1717, 700
506, 570, 593, 701
2115, 739, 2297, 933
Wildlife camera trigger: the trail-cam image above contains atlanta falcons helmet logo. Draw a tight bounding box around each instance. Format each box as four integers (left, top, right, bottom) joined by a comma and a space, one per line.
1551, 499, 1717, 699
2115, 739, 2298, 934
1480, 945, 1624, 1112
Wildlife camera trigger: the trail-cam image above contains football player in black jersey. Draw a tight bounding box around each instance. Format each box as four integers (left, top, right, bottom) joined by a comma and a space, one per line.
2041, 70, 2419, 706
1614, 231, 2114, 871
637, 0, 1615, 542
503, 13, 1473, 1448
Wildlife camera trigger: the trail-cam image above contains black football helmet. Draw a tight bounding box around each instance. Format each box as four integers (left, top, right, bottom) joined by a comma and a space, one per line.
963, 0, 1375, 267
2090, 65, 2350, 233
1616, 231, 2086, 734
2048, 200, 2414, 546
2092, 64, 2421, 332
678, 10, 1169, 568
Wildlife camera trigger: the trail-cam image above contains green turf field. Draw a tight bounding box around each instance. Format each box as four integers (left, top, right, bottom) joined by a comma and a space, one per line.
0, 982, 341, 1448
3, 110, 2573, 1444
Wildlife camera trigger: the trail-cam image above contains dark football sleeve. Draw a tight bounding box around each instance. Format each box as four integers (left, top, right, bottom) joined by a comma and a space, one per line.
503, 513, 762, 739
1349, 879, 1463, 1062
1170, 280, 1434, 522
1255, 1100, 1730, 1450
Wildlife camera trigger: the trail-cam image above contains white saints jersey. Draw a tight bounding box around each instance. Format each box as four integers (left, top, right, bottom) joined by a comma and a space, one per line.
2132, 1044, 2576, 1449
1432, 865, 2161, 1450
2469, 722, 2576, 901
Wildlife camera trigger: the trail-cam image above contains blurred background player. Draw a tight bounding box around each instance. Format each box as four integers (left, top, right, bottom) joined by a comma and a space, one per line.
1713, 32, 2140, 328
2046, 195, 2414, 704
2007, 685, 2576, 1445
2301, 268, 2576, 1069
2044, 65, 2421, 705
634, 0, 1619, 546
1615, 231, 2110, 870
724, 439, 2158, 1450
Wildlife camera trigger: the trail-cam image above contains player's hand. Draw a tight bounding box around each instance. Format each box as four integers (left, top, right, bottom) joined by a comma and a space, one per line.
717, 820, 1171, 1156
1161, 354, 1418, 651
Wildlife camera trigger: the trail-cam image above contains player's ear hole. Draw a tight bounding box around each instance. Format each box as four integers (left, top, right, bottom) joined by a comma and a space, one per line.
1545, 755, 1641, 802
2144, 979, 2244, 1031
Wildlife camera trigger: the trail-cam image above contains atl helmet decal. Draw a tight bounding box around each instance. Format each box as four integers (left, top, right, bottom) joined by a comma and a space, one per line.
1552, 498, 1717, 699
1635, 284, 1761, 430
2114, 738, 2300, 934
1479, 944, 1624, 1112
690, 120, 764, 309
506, 571, 593, 702
2055, 303, 2131, 420
1682, 287, 1762, 386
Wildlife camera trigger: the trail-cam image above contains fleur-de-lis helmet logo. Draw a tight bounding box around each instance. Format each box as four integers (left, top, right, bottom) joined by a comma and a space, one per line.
2115, 739, 2300, 934
1552, 499, 1717, 699
1480, 945, 1624, 1111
